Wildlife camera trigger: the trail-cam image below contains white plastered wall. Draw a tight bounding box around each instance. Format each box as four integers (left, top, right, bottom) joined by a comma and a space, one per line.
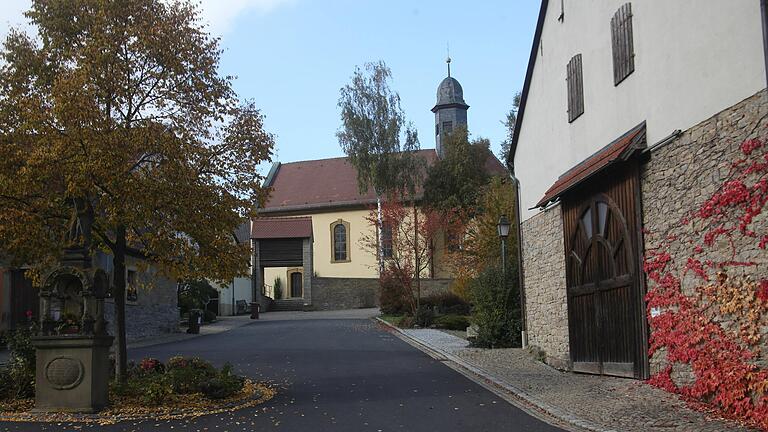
515, 0, 766, 220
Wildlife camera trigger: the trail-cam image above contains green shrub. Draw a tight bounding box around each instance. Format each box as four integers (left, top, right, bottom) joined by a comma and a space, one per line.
140, 375, 173, 405
203, 309, 217, 323
0, 326, 36, 400
421, 292, 471, 315
414, 306, 434, 328
273, 276, 283, 299
470, 265, 521, 349
178, 280, 218, 316
166, 356, 217, 394
199, 364, 244, 399
434, 314, 470, 330
378, 266, 411, 315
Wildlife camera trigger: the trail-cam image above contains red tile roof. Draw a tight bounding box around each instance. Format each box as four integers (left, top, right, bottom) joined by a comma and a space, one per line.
261, 149, 508, 214
535, 122, 647, 208
251, 217, 312, 239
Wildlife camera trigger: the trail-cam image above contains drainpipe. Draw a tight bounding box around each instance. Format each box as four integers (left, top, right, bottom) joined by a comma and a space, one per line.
762, 0, 768, 88
509, 173, 528, 349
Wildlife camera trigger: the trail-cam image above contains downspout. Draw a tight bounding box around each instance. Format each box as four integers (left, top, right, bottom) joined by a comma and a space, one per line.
509, 172, 528, 349
762, 0, 768, 88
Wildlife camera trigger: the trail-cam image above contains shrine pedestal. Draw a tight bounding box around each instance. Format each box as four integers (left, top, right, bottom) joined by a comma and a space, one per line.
31, 335, 113, 413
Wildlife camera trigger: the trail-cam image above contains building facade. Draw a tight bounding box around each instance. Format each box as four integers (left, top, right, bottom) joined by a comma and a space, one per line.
252, 72, 505, 311
512, 0, 768, 377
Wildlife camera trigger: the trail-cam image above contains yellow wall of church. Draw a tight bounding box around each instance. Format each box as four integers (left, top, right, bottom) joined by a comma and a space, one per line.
263, 206, 456, 286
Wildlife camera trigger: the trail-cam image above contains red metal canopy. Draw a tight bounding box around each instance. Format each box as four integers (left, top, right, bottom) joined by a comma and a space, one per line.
535, 122, 646, 208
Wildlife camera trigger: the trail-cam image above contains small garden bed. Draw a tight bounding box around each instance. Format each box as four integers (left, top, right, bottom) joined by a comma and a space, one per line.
0, 349, 275, 425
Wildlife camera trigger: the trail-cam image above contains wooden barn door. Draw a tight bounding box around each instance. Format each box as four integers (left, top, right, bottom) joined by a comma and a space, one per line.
562, 163, 647, 378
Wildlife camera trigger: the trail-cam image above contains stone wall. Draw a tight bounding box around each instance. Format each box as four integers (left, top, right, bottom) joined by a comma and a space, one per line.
521, 203, 570, 370
311, 277, 378, 311
640, 88, 768, 376
310, 277, 453, 311
104, 265, 178, 341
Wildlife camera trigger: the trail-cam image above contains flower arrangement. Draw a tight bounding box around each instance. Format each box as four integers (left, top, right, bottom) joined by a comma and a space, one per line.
55, 313, 81, 335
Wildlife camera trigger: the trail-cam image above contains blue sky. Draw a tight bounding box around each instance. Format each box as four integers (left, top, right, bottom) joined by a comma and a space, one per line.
0, 0, 540, 164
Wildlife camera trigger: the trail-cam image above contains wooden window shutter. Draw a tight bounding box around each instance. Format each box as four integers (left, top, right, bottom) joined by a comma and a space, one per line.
611, 3, 635, 85
567, 53, 584, 123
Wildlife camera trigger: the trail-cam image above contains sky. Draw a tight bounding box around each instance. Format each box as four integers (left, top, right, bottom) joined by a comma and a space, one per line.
0, 0, 540, 164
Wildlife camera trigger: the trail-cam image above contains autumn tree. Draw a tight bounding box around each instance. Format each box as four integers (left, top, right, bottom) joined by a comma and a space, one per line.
361, 200, 454, 317
445, 177, 518, 299
0, 0, 274, 381
337, 61, 422, 271
422, 125, 492, 215
500, 91, 522, 168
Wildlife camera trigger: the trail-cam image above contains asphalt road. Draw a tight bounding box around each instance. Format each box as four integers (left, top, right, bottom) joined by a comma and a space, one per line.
1, 314, 567, 432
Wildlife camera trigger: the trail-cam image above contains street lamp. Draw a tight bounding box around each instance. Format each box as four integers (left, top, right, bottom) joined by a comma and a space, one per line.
497, 215, 511, 307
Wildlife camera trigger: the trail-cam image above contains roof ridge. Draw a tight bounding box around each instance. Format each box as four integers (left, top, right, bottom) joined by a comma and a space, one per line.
278, 148, 437, 166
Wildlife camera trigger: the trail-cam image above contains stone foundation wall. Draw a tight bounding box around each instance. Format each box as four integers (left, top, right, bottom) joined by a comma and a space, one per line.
311, 277, 378, 311
310, 277, 453, 311
640, 88, 768, 377
104, 267, 179, 341
521, 204, 570, 369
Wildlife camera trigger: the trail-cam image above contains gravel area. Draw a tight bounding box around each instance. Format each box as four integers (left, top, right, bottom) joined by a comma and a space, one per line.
401, 328, 469, 355
402, 328, 757, 432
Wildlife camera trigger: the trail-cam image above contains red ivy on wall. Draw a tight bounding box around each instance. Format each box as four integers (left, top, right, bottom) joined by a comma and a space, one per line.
644, 135, 768, 429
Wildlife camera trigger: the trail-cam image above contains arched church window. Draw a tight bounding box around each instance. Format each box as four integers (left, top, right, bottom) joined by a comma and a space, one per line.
331, 220, 350, 263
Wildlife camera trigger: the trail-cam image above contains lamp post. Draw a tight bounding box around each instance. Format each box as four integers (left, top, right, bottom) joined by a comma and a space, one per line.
497, 215, 511, 307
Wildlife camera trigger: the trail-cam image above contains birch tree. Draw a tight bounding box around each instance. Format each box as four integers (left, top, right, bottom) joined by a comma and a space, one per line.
337, 61, 420, 272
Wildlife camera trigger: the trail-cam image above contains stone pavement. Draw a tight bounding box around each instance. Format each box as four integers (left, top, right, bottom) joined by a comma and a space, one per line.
390, 326, 757, 432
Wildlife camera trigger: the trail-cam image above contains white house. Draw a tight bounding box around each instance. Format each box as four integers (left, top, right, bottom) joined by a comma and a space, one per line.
511, 0, 767, 378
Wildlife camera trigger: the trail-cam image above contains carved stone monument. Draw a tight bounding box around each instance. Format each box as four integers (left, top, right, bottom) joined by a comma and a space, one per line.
32, 198, 114, 413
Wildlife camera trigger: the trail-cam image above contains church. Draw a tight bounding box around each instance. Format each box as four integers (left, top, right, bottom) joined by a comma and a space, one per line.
248, 69, 507, 312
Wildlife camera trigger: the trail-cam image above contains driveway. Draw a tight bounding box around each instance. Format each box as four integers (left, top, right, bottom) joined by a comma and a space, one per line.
0, 310, 567, 431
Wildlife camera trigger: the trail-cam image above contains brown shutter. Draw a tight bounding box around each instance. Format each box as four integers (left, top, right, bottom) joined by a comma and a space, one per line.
611, 3, 635, 85
567, 53, 584, 123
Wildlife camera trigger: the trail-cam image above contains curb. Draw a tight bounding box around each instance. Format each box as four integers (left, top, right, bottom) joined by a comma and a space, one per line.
375, 317, 617, 432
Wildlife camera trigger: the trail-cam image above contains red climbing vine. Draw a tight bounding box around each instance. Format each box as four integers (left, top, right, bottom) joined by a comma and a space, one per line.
644, 134, 768, 429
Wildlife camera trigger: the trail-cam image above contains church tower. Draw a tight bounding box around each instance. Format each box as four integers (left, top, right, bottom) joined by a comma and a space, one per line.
432, 56, 469, 158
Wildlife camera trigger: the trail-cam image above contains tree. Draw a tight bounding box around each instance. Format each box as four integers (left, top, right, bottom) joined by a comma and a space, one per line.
361, 199, 453, 316
422, 125, 490, 215
0, 0, 274, 381
444, 177, 518, 299
337, 61, 422, 271
499, 91, 522, 168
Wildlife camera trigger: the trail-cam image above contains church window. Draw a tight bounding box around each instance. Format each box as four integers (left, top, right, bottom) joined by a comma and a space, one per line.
381, 222, 393, 259
435, 123, 439, 136
611, 3, 635, 85
331, 220, 350, 263
442, 121, 453, 134
566, 53, 584, 122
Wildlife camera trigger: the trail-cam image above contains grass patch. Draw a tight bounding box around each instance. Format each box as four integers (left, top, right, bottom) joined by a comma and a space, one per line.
379, 315, 405, 327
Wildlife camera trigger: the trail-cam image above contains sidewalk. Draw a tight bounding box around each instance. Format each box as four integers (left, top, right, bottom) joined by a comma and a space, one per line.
384, 322, 756, 432
126, 314, 257, 349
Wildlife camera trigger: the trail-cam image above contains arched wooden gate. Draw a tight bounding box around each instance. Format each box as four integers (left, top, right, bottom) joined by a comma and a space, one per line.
562, 163, 647, 378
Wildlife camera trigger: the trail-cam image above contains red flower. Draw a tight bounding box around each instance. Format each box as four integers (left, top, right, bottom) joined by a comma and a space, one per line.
25, 310, 33, 319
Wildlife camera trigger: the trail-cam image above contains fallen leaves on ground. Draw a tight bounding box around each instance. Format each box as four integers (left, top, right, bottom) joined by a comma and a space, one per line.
0, 379, 275, 425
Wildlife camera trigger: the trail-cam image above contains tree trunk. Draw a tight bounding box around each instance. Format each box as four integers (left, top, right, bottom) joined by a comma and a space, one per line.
377, 196, 384, 274
113, 225, 128, 382
413, 203, 420, 311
